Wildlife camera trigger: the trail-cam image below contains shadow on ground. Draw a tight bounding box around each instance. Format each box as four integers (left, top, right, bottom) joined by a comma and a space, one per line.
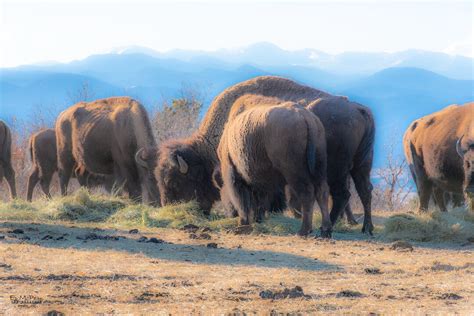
0, 222, 340, 272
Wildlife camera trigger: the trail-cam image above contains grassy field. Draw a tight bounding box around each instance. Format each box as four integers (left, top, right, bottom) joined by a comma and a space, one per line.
0, 190, 473, 315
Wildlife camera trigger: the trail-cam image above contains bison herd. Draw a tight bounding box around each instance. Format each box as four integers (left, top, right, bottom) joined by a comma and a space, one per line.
0, 76, 472, 237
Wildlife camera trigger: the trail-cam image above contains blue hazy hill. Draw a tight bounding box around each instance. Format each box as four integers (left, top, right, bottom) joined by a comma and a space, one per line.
1, 45, 473, 166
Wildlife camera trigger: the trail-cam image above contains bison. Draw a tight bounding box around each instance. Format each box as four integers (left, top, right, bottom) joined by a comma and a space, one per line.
404, 102, 474, 211
216, 103, 332, 236
154, 76, 374, 233
55, 97, 160, 204
27, 128, 115, 201
0, 120, 16, 200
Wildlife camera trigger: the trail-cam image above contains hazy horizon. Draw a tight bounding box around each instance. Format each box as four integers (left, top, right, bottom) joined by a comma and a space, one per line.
1, 0, 472, 67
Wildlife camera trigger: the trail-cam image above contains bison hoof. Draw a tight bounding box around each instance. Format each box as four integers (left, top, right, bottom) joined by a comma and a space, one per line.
320, 228, 332, 239
347, 218, 358, 226
297, 229, 312, 237
362, 223, 374, 236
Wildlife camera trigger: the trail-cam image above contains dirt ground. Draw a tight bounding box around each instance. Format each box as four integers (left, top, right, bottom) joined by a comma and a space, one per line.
0, 219, 473, 315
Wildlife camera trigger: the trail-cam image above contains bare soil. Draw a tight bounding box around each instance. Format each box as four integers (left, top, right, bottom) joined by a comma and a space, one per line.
0, 220, 473, 315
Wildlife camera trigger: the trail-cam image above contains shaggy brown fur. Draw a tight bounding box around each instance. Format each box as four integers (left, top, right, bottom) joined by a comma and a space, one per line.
0, 120, 16, 200
156, 77, 374, 234
55, 97, 160, 204
403, 102, 474, 211
217, 103, 332, 236
27, 129, 115, 201
156, 77, 329, 212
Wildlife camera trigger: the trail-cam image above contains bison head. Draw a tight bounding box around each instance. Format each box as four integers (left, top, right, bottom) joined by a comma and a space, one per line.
135, 147, 161, 206
456, 135, 474, 206
156, 140, 219, 213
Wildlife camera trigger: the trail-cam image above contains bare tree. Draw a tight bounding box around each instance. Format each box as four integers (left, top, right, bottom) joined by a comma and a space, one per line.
152, 86, 204, 145
373, 141, 412, 211
67, 81, 95, 104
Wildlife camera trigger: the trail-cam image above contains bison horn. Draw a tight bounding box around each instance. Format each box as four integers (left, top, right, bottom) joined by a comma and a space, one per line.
177, 155, 189, 174
135, 148, 148, 169
456, 136, 465, 158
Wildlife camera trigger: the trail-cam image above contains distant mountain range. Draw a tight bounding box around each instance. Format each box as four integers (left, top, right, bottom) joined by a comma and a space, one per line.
1, 43, 473, 166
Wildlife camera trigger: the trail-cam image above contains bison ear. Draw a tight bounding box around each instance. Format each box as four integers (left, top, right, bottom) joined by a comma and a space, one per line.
135, 148, 149, 169
456, 136, 465, 158
176, 155, 189, 174
212, 166, 223, 189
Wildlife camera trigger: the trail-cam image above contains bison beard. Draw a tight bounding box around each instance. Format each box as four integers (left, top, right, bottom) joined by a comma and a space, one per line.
217, 103, 332, 237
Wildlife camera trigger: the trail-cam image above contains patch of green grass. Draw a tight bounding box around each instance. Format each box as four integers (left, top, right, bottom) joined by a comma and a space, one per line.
382, 207, 474, 242
1, 191, 470, 242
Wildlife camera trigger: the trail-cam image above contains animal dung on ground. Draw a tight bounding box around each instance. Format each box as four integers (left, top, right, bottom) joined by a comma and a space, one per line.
336, 290, 365, 298
206, 242, 218, 248
259, 286, 310, 300
390, 240, 414, 251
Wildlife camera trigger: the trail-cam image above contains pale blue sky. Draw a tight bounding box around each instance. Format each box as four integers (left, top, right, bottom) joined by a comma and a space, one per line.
1, 0, 472, 67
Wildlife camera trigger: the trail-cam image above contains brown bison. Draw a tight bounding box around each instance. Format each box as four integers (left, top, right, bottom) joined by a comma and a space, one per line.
216, 103, 332, 236
55, 97, 160, 204
27, 129, 114, 201
0, 120, 16, 200
154, 76, 374, 233
404, 102, 474, 211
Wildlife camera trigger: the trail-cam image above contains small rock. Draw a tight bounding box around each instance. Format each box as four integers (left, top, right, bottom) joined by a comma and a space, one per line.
129, 229, 139, 234
390, 240, 413, 251
207, 243, 218, 248
438, 293, 463, 300
189, 233, 211, 240
0, 235, 5, 240
146, 237, 164, 244
44, 310, 65, 316
336, 290, 365, 298
364, 267, 382, 274
56, 236, 65, 241
137, 236, 148, 242
9, 229, 24, 234
232, 225, 253, 235
42, 235, 54, 240
19, 236, 31, 240
259, 286, 309, 300
183, 224, 199, 233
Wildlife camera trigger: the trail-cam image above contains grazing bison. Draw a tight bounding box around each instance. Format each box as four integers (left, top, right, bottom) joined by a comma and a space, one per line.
154, 76, 374, 233
217, 103, 332, 236
55, 97, 160, 204
403, 102, 474, 211
0, 120, 16, 200
27, 129, 115, 201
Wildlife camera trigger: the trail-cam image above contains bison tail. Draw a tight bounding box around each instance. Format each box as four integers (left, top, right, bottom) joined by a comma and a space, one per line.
353, 108, 375, 170
0, 123, 12, 163
303, 114, 317, 177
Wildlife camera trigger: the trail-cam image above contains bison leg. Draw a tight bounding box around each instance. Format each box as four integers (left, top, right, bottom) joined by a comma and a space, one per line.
351, 168, 374, 235
58, 158, 74, 196
315, 181, 332, 238
344, 203, 359, 225
417, 178, 433, 212
39, 173, 53, 200
3, 164, 16, 199
27, 168, 40, 202
433, 187, 447, 212
329, 178, 351, 226
287, 181, 315, 236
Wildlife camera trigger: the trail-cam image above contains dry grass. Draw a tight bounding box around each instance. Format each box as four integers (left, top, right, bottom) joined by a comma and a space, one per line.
0, 191, 473, 315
